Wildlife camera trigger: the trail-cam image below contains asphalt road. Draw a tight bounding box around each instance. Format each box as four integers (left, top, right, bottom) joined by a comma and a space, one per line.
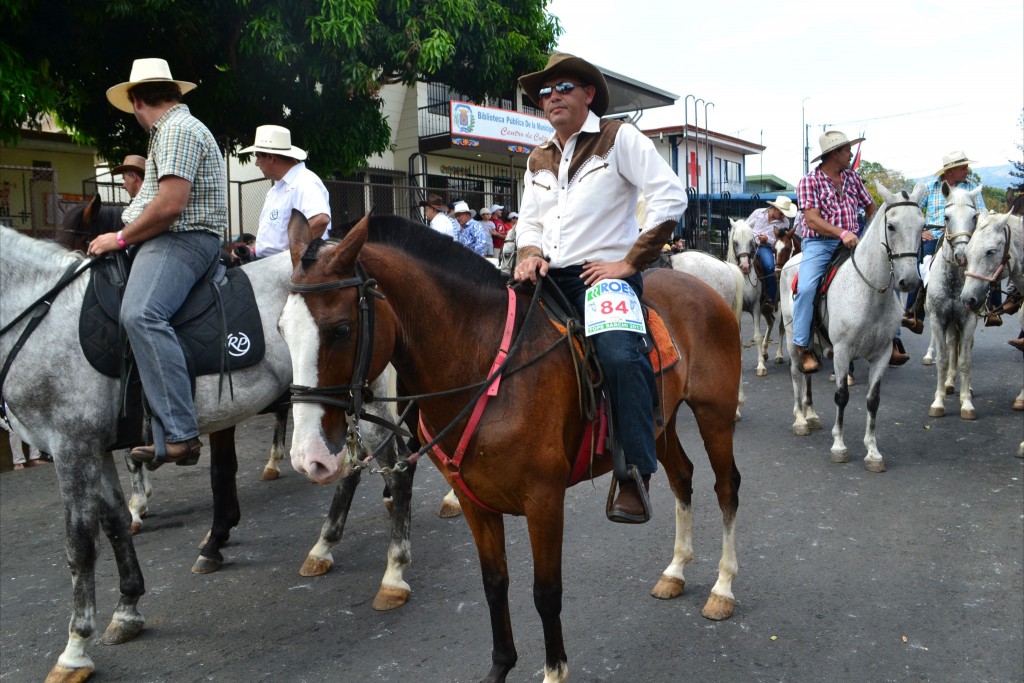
2, 319, 1022, 683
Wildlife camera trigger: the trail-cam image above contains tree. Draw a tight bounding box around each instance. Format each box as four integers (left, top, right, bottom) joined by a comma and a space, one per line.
1010, 110, 1024, 194
856, 160, 913, 207
0, 0, 561, 175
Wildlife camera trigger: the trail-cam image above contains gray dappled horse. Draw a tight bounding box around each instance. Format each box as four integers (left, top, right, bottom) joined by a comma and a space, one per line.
923, 184, 984, 420
960, 211, 1024, 456
779, 183, 925, 472
727, 218, 771, 377
0, 228, 420, 683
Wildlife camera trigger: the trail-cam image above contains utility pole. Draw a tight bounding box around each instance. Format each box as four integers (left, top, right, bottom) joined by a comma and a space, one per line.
683, 94, 696, 190
801, 97, 810, 176
704, 101, 715, 234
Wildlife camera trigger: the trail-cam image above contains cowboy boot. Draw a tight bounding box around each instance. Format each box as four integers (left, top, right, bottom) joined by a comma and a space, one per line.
795, 345, 820, 374
608, 473, 652, 524
889, 338, 910, 367
131, 437, 202, 466
902, 284, 925, 334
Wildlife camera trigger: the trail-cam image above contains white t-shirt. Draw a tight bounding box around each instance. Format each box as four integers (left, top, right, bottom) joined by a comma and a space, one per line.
254, 162, 331, 257
429, 212, 455, 238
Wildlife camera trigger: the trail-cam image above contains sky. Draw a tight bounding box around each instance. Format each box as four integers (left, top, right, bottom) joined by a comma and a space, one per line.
547, 0, 1024, 186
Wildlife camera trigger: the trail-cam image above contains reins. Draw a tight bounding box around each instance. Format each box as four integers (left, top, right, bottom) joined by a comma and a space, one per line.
964, 221, 1011, 284
847, 200, 920, 293
0, 258, 99, 426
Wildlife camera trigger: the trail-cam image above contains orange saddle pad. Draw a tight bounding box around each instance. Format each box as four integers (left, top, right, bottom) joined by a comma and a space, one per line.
549, 308, 680, 375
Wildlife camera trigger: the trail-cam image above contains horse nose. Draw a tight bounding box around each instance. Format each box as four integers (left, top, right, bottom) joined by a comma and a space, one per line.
962, 294, 977, 310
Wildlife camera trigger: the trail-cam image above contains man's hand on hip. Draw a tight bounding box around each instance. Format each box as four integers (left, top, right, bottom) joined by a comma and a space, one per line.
581, 260, 636, 286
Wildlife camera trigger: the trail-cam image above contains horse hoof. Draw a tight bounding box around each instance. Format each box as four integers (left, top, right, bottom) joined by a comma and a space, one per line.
45, 663, 93, 683
846, 375, 855, 386
807, 417, 822, 430
299, 556, 333, 577
960, 408, 977, 420
701, 593, 735, 621
756, 368, 767, 377
438, 500, 463, 519
383, 497, 394, 517
864, 457, 886, 473
100, 617, 144, 645
258, 467, 280, 481
831, 449, 849, 463
774, 357, 785, 365
130, 521, 142, 535
1013, 399, 1024, 411
928, 406, 945, 418
191, 555, 222, 574
650, 574, 685, 600
922, 357, 934, 366
792, 424, 810, 436
373, 584, 410, 611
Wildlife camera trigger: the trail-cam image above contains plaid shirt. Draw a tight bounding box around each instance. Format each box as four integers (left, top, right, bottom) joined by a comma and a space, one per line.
456, 219, 492, 257
797, 166, 873, 238
919, 177, 986, 239
123, 104, 226, 236
746, 207, 789, 247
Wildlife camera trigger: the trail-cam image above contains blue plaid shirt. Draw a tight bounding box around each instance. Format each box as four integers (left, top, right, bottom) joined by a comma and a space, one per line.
919, 177, 986, 239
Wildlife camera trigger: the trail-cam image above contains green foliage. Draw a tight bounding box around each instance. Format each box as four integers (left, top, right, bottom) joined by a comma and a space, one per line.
1010, 110, 1024, 194
857, 160, 913, 207
0, 0, 561, 176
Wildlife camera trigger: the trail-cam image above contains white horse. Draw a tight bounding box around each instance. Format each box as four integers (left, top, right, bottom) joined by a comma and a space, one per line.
960, 211, 1024, 456
780, 183, 926, 472
923, 184, 984, 419
0, 228, 422, 682
726, 218, 770, 376
670, 250, 746, 418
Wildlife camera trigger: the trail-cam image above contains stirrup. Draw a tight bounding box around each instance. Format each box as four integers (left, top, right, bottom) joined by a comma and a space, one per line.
605, 465, 652, 524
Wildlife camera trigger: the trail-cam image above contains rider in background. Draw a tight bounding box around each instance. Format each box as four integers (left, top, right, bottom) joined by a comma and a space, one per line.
792, 131, 878, 374
513, 53, 687, 523
746, 196, 798, 320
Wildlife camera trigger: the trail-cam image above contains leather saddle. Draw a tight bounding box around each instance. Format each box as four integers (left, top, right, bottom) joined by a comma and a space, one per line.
78, 251, 267, 448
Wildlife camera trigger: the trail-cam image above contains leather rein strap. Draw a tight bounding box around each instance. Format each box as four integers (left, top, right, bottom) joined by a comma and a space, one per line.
964, 221, 1011, 284
848, 200, 921, 293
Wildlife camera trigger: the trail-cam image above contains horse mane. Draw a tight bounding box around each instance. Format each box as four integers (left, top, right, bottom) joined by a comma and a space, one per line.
726, 219, 752, 263
330, 215, 508, 289
0, 225, 85, 265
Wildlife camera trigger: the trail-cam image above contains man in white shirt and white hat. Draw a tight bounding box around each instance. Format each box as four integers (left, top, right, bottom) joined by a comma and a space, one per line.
746, 196, 797, 313
241, 125, 332, 257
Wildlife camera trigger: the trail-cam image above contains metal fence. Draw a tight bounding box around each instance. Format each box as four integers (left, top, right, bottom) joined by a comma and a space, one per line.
0, 165, 73, 239
681, 191, 798, 258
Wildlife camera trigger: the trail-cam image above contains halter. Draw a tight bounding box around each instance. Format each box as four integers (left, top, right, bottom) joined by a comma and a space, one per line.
848, 200, 921, 293
964, 221, 1012, 284
939, 197, 979, 266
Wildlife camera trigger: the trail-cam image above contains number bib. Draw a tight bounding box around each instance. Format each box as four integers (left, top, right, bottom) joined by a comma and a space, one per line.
584, 279, 646, 336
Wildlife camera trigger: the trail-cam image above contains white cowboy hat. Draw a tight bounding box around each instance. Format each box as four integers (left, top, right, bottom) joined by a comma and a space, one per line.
479, 207, 492, 216
810, 130, 865, 163
766, 196, 798, 219
239, 125, 308, 161
451, 200, 473, 215
106, 58, 197, 114
936, 151, 975, 177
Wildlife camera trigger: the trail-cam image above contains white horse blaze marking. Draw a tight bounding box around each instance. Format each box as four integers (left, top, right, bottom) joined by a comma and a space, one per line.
280, 296, 339, 479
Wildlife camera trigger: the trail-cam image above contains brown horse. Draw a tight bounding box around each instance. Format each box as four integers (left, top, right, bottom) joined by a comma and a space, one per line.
769, 227, 803, 365
280, 213, 742, 683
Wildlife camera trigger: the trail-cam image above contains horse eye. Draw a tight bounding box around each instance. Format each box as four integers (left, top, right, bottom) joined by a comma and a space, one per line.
328, 323, 353, 343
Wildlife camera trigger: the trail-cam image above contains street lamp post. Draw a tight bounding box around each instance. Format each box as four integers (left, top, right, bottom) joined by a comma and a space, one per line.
801, 97, 810, 176
683, 94, 696, 190
704, 101, 715, 231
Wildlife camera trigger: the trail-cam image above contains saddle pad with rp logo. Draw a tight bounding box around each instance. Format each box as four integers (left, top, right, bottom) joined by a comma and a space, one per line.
79, 262, 266, 379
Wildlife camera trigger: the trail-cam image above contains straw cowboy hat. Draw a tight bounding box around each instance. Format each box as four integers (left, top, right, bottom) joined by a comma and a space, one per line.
106, 58, 196, 114
518, 53, 610, 117
418, 193, 448, 211
111, 154, 146, 177
810, 130, 865, 163
766, 196, 798, 218
936, 151, 975, 177
239, 125, 307, 161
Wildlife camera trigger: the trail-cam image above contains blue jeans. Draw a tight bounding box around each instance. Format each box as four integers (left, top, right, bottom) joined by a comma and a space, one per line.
905, 237, 938, 314
793, 237, 840, 348
548, 267, 658, 476
121, 230, 221, 443
757, 245, 777, 302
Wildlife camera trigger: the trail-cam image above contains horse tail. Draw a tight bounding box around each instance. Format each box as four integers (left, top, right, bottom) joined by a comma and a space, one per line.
727, 262, 744, 322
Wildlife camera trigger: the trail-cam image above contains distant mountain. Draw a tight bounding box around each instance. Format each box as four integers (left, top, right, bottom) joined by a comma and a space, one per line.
912, 164, 1017, 190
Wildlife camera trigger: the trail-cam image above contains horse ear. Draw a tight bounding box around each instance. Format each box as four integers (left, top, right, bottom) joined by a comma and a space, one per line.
82, 194, 101, 223
941, 181, 952, 199
325, 214, 370, 275
970, 185, 984, 202
908, 182, 927, 205
288, 209, 313, 267
874, 180, 895, 205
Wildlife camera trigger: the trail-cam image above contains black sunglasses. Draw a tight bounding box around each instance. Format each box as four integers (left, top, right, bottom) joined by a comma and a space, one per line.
537, 82, 580, 99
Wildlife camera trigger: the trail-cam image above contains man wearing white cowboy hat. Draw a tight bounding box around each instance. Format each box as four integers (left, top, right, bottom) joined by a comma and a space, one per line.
902, 150, 989, 333
514, 52, 687, 524
112, 154, 147, 200
241, 124, 332, 258
88, 58, 227, 466
792, 130, 879, 374
450, 201, 491, 257
746, 195, 798, 313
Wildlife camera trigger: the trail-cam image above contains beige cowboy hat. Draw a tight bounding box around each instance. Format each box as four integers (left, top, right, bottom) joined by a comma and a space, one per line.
418, 193, 448, 211
111, 154, 146, 176
936, 150, 975, 177
239, 125, 308, 161
518, 53, 610, 117
451, 200, 473, 215
810, 130, 865, 163
106, 58, 197, 114
766, 196, 798, 218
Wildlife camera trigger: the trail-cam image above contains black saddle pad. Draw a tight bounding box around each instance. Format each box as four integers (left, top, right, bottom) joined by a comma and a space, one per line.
79, 256, 266, 379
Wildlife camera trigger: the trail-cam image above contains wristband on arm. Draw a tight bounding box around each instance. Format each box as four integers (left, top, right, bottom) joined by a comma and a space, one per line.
839, 229, 849, 241
116, 231, 127, 249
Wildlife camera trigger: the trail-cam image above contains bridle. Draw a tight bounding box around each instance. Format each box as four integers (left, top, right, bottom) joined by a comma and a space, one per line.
940, 199, 979, 267
964, 221, 1012, 284
848, 200, 921, 293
